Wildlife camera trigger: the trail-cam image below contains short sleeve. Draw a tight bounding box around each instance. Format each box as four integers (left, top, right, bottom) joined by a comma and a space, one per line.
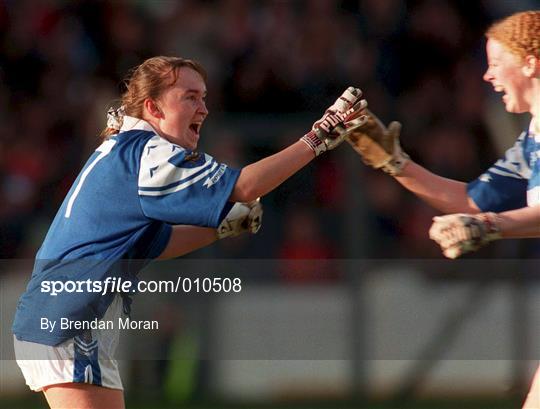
137, 135, 241, 227
467, 134, 529, 212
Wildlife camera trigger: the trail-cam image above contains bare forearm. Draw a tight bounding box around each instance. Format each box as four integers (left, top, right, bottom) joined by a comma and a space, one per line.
498, 206, 540, 238
394, 161, 480, 214
229, 141, 314, 202
157, 226, 217, 259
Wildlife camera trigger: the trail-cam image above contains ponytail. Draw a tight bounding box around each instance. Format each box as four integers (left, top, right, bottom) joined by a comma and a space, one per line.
100, 106, 125, 140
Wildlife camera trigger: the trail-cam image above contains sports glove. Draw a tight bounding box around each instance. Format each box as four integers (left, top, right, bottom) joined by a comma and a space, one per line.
217, 199, 263, 239
428, 212, 502, 259
301, 87, 368, 156
345, 109, 409, 176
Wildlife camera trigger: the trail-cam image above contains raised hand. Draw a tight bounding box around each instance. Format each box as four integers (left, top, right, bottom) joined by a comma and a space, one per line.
217, 199, 263, 239
345, 109, 409, 176
301, 87, 368, 156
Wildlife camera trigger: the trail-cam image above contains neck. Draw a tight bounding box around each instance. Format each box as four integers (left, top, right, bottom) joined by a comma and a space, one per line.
141, 113, 163, 138
533, 117, 540, 134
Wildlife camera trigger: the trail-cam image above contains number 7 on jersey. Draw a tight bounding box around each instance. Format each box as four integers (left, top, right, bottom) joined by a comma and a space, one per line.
65, 139, 117, 218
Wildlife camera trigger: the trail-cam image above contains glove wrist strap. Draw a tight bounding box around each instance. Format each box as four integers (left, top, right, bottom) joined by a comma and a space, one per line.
384, 151, 410, 176
479, 212, 502, 240
300, 131, 326, 157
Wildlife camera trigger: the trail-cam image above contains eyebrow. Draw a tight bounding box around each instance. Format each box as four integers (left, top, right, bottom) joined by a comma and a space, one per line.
185, 89, 207, 96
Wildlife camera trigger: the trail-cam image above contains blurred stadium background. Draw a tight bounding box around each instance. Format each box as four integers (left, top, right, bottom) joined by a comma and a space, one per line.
1, 0, 539, 408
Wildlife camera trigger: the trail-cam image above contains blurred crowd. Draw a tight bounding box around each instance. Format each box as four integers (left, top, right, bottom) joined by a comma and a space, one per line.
0, 0, 537, 268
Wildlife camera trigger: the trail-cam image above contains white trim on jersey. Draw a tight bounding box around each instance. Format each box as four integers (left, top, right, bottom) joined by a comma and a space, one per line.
138, 134, 220, 196
139, 161, 219, 196
491, 132, 532, 179
65, 139, 117, 218
489, 166, 524, 179
527, 185, 540, 206
120, 116, 157, 133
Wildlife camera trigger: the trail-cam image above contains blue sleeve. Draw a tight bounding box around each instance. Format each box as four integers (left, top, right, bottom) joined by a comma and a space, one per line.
467, 135, 529, 212
467, 174, 528, 212
137, 135, 241, 228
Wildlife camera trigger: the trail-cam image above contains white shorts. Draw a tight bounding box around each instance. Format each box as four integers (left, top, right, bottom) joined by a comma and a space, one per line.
14, 296, 124, 392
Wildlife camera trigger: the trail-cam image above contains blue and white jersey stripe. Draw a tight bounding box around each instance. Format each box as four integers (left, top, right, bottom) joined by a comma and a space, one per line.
135, 128, 240, 226
139, 135, 213, 194
468, 124, 540, 211
138, 134, 221, 196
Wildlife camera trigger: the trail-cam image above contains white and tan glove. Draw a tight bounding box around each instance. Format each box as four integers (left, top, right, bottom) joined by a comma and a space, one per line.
301, 87, 368, 156
345, 109, 409, 176
217, 199, 263, 239
428, 212, 502, 259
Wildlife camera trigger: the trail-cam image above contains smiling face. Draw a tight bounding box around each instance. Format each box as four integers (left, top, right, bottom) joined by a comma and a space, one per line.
149, 67, 208, 150
483, 38, 533, 114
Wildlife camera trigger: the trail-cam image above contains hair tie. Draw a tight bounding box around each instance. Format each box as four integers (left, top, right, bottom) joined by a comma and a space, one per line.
106, 105, 126, 131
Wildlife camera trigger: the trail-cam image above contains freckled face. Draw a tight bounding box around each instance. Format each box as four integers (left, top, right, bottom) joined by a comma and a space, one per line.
483, 38, 531, 114
155, 67, 208, 150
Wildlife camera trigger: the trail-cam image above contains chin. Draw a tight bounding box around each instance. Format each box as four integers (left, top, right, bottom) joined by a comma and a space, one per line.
174, 135, 197, 151
189, 137, 199, 150
503, 99, 517, 113
505, 103, 526, 114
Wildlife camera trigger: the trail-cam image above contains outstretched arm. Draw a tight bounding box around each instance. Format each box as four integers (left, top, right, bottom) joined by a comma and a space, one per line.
230, 87, 368, 202
230, 141, 314, 202
345, 110, 480, 214
394, 161, 480, 214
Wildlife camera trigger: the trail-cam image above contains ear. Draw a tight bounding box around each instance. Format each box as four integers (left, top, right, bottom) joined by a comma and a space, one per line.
522, 55, 540, 78
143, 98, 164, 119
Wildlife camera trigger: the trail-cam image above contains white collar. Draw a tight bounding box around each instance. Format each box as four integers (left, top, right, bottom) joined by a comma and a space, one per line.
120, 116, 158, 134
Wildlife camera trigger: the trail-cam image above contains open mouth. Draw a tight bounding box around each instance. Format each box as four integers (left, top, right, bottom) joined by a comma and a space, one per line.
189, 122, 202, 135
493, 85, 508, 101
493, 85, 507, 96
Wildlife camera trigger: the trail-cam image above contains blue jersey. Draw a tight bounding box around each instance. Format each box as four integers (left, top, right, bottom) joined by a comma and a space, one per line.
13, 116, 240, 345
468, 124, 540, 211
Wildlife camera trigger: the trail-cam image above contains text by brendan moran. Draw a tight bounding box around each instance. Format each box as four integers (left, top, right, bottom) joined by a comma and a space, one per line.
40, 317, 158, 332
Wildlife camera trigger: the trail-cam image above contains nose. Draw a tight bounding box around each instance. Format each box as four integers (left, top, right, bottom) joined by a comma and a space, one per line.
483, 68, 493, 83
199, 100, 209, 116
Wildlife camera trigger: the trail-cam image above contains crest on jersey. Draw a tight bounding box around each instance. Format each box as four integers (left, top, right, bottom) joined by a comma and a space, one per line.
479, 173, 492, 183
184, 152, 202, 163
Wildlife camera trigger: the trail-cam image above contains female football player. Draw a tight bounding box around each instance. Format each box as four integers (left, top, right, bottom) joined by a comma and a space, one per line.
348, 11, 539, 408
13, 56, 367, 409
